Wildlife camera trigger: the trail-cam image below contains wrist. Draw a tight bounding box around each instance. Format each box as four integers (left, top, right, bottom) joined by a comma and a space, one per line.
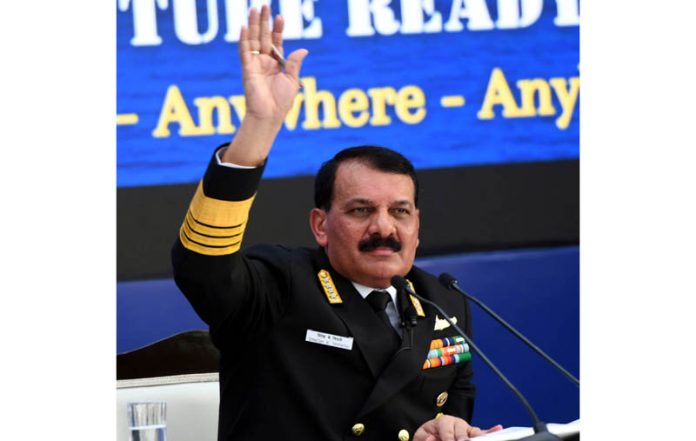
222, 117, 282, 166
241, 113, 285, 132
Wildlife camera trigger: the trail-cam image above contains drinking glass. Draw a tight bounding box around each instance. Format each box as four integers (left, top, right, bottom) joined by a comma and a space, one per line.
127, 401, 166, 441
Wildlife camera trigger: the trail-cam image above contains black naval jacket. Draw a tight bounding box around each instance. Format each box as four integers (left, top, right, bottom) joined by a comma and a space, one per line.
172, 149, 476, 441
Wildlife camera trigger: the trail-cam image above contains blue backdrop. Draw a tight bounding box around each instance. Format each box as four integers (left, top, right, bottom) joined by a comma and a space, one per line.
117, 0, 579, 187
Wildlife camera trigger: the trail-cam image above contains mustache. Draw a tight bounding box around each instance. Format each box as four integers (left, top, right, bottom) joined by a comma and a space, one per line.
358, 235, 402, 252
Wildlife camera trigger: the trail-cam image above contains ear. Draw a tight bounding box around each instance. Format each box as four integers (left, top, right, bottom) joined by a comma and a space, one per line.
415, 208, 421, 248
309, 208, 328, 247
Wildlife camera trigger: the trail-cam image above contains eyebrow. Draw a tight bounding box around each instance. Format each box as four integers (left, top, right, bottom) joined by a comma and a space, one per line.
345, 198, 414, 207
391, 200, 414, 207
345, 198, 372, 205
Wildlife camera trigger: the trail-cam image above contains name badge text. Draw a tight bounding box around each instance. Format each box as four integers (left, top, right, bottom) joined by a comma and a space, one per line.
305, 329, 354, 350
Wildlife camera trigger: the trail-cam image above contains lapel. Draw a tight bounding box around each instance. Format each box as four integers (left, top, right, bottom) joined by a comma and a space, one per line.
313, 250, 401, 378
356, 269, 438, 418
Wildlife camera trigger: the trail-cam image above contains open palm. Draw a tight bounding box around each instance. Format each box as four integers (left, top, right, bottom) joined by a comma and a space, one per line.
238, 7, 308, 123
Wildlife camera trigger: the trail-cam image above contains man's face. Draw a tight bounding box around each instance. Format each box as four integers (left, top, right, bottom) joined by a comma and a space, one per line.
310, 160, 420, 288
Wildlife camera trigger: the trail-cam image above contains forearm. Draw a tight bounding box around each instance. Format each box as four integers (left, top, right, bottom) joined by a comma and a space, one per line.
172, 147, 264, 324
221, 115, 284, 167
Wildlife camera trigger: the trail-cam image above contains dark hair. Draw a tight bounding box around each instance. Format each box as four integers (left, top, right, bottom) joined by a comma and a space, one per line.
314, 145, 419, 210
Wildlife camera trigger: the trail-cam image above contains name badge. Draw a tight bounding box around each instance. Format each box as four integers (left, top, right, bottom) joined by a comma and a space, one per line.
305, 329, 354, 351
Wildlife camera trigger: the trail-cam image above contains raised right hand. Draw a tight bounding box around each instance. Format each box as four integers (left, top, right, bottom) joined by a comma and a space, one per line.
223, 5, 308, 167
238, 5, 308, 125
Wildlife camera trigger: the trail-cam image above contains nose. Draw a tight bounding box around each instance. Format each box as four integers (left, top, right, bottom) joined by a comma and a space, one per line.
368, 208, 395, 238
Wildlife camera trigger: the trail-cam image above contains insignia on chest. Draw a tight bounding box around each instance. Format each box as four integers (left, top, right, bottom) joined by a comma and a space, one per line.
423, 335, 471, 370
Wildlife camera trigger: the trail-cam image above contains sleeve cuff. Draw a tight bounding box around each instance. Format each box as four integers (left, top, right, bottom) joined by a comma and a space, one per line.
215, 147, 257, 169
202, 143, 267, 201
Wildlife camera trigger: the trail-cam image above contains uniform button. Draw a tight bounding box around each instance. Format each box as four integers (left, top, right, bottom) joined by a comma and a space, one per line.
436, 391, 448, 407
352, 423, 365, 436
435, 412, 444, 419
398, 429, 410, 441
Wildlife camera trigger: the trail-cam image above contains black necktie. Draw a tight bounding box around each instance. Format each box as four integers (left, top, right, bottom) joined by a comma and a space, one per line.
366, 290, 401, 370
366, 290, 400, 339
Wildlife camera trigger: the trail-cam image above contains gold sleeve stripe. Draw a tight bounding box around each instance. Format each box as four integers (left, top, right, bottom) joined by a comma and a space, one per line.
184, 217, 242, 239
179, 182, 256, 255
185, 212, 244, 237
187, 210, 243, 228
179, 230, 242, 256
180, 229, 242, 253
188, 182, 255, 227
181, 219, 242, 248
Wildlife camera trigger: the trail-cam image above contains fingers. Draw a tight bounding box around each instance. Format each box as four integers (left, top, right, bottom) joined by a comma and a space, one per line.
238, 5, 307, 86
426, 415, 459, 441
247, 6, 261, 53
479, 424, 503, 436
247, 6, 285, 58
271, 14, 284, 56
238, 25, 250, 63
420, 415, 499, 441
453, 421, 470, 441
414, 416, 503, 441
259, 5, 272, 55
238, 6, 262, 65
467, 424, 503, 438
284, 48, 309, 80
413, 420, 437, 441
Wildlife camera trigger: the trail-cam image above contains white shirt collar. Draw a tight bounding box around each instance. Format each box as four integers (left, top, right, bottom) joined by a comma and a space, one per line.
351, 282, 397, 305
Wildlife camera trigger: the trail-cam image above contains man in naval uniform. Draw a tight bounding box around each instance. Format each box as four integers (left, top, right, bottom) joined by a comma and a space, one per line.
172, 6, 502, 441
